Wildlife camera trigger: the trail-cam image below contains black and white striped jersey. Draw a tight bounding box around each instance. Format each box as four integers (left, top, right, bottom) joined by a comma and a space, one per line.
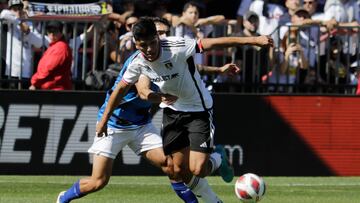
122, 36, 213, 112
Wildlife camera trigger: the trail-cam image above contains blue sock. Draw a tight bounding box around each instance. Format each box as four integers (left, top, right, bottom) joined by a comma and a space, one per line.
171, 182, 198, 203
60, 180, 85, 203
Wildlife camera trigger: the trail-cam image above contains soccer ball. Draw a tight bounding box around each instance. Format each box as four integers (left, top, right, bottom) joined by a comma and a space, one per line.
234, 173, 266, 202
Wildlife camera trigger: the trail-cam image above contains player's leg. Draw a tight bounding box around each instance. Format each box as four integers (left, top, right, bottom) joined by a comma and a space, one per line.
187, 175, 223, 203
141, 134, 222, 203
57, 155, 114, 203
188, 110, 234, 182
170, 147, 223, 203
213, 144, 234, 183
57, 129, 130, 203
179, 110, 231, 203
142, 147, 174, 176
143, 148, 221, 203
142, 147, 198, 203
133, 123, 198, 203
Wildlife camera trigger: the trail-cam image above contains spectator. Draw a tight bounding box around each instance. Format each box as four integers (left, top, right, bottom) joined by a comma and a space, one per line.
106, 0, 134, 29
29, 21, 72, 90
225, 11, 269, 88
280, 8, 319, 69
152, 17, 172, 39
0, 0, 42, 89
175, 1, 225, 65
236, 0, 252, 31
267, 33, 309, 92
118, 15, 138, 65
323, 0, 359, 23
95, 21, 124, 71
303, 0, 322, 19
248, 0, 286, 35
67, 24, 94, 80
327, 37, 348, 86
279, 0, 301, 26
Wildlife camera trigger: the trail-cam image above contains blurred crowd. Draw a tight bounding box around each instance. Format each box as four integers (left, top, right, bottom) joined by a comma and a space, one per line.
0, 0, 359, 94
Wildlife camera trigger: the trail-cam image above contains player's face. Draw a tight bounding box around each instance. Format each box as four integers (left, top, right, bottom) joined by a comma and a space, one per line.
135, 35, 160, 62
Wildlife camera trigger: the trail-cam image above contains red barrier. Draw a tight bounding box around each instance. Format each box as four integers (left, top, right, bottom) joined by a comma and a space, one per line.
267, 96, 360, 176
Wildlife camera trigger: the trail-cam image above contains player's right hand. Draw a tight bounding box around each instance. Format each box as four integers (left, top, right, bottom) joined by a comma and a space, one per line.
256, 35, 274, 47
96, 122, 108, 137
161, 93, 178, 105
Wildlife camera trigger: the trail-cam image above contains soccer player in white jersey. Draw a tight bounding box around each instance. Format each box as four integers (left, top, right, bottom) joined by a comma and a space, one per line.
56, 18, 243, 203
95, 17, 273, 201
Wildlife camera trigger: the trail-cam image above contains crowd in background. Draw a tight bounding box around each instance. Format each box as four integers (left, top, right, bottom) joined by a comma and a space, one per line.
0, 0, 359, 94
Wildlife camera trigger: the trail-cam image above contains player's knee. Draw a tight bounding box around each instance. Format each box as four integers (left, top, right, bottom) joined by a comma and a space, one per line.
161, 156, 174, 176
189, 162, 207, 177
173, 163, 189, 178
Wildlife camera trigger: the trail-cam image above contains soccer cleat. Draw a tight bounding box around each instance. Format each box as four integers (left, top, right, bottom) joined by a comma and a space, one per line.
56, 191, 66, 203
214, 145, 234, 183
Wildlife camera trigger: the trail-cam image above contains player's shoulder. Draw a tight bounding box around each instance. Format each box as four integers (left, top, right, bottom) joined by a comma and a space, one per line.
125, 51, 142, 64
160, 36, 187, 48
126, 51, 148, 69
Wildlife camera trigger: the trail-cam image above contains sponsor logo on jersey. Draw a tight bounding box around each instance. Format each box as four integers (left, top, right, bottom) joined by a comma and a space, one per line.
150, 73, 179, 82
163, 60, 173, 70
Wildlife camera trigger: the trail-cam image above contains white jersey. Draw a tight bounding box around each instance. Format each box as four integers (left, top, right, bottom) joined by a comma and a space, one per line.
122, 36, 213, 112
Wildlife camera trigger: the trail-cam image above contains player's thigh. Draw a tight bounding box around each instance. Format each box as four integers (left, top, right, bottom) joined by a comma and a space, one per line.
171, 147, 194, 182
162, 108, 190, 155
187, 110, 214, 154
189, 150, 210, 173
171, 147, 190, 171
128, 123, 162, 155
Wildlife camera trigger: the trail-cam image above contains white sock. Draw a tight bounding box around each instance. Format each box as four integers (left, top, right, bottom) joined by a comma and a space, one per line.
209, 152, 222, 174
187, 176, 222, 203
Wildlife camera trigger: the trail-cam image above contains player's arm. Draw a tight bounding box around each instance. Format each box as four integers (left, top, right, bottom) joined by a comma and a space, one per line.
96, 80, 132, 136
136, 74, 178, 104
197, 63, 240, 75
200, 36, 273, 51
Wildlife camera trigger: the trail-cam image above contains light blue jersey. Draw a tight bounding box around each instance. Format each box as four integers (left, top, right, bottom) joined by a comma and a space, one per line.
97, 51, 159, 129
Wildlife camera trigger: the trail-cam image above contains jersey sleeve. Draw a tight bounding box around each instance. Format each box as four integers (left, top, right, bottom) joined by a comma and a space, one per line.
183, 38, 203, 58
122, 62, 141, 84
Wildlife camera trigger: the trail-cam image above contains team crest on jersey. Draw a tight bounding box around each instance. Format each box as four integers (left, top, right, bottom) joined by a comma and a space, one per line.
163, 60, 173, 70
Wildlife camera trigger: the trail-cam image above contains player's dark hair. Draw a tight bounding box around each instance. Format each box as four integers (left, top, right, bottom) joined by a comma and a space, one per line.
132, 17, 157, 41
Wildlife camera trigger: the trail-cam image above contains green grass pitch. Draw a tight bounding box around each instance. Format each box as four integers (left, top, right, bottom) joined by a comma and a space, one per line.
0, 176, 360, 203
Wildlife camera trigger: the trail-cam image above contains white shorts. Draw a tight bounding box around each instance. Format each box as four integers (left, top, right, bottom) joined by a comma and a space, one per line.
88, 123, 162, 159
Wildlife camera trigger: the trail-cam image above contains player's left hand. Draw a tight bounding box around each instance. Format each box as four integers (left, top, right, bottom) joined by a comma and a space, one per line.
256, 35, 274, 47
96, 122, 108, 137
220, 63, 240, 76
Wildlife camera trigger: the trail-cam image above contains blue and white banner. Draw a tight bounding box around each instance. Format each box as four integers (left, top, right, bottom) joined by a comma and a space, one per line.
27, 2, 107, 16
